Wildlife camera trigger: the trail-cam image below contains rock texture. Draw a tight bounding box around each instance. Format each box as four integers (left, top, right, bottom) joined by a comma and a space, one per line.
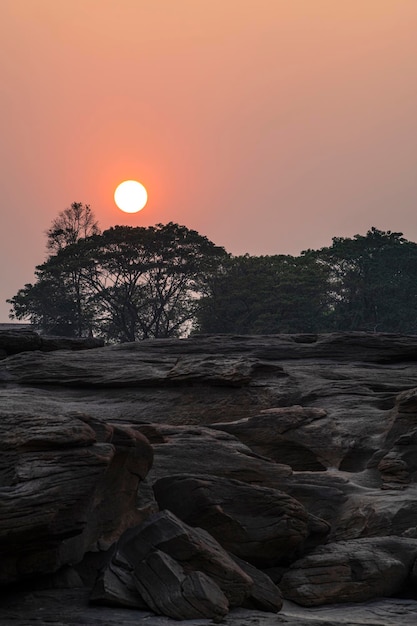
3, 331, 417, 624
0, 411, 153, 584
0, 329, 104, 358
153, 475, 330, 566
280, 537, 417, 606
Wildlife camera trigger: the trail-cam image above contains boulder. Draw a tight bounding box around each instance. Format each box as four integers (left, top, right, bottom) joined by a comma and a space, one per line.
0, 412, 153, 584
135, 423, 292, 488
153, 475, 329, 566
0, 329, 104, 357
133, 549, 229, 620
280, 537, 417, 606
92, 510, 256, 619
228, 555, 283, 613
212, 406, 333, 470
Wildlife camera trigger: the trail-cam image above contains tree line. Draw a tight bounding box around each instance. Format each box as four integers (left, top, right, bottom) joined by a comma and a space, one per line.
8, 203, 417, 340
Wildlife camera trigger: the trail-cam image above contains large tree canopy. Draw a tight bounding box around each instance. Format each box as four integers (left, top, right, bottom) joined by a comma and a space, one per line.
9, 214, 417, 339
197, 228, 417, 336
196, 253, 332, 334
312, 227, 417, 333
9, 220, 228, 341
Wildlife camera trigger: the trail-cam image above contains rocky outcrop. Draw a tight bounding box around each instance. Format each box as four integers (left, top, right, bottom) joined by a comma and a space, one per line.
0, 411, 153, 584
3, 331, 417, 624
153, 475, 330, 566
280, 537, 417, 606
212, 406, 333, 470
135, 423, 292, 487
92, 510, 254, 620
0, 329, 104, 358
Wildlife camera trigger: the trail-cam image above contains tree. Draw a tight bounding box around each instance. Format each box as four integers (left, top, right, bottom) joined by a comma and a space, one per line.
312, 227, 417, 333
9, 203, 101, 337
46, 202, 100, 253
196, 253, 331, 334
9, 221, 228, 341
80, 223, 229, 341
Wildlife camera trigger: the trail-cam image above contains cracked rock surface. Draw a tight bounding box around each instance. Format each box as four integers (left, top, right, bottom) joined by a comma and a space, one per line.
3, 331, 417, 623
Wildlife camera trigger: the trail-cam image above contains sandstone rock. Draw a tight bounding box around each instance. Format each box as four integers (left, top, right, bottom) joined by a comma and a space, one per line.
136, 423, 292, 488
0, 329, 104, 356
230, 555, 283, 612
3, 588, 417, 625
0, 412, 153, 584
91, 510, 256, 619
368, 387, 417, 489
153, 475, 329, 566
212, 406, 334, 470
3, 332, 417, 623
91, 550, 159, 609
0, 329, 41, 354
280, 537, 417, 606
119, 510, 253, 608
133, 549, 229, 620
40, 335, 105, 351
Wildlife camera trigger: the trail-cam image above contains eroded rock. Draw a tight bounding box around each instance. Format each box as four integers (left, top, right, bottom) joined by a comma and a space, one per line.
153, 474, 330, 566
280, 537, 417, 606
0, 412, 153, 584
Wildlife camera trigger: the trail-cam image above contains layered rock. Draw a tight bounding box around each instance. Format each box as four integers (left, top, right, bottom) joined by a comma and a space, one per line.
2, 331, 417, 623
0, 329, 104, 358
280, 537, 417, 606
91, 510, 255, 620
0, 411, 153, 584
153, 475, 330, 566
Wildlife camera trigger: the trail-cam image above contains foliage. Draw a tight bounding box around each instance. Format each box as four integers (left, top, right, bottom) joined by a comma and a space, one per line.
9, 219, 228, 341
79, 223, 229, 341
9, 213, 417, 340
196, 253, 332, 334
46, 202, 100, 253
311, 227, 417, 333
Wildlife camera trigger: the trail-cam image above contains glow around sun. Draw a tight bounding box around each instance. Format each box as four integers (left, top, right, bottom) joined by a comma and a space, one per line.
114, 180, 148, 213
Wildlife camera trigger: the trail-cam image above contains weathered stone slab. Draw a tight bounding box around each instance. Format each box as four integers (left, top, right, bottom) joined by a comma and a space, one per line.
153, 475, 329, 566
280, 537, 417, 606
0, 412, 153, 584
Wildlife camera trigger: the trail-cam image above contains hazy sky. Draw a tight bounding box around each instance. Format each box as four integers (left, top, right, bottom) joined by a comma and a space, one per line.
2, 0, 417, 321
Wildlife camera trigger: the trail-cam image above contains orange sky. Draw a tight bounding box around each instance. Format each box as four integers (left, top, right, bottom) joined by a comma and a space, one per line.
1, 0, 417, 320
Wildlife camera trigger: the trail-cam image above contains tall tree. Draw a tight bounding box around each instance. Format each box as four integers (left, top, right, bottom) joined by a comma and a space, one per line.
8, 203, 101, 336
80, 223, 229, 341
312, 227, 417, 332
196, 253, 331, 334
9, 221, 228, 341
46, 202, 100, 253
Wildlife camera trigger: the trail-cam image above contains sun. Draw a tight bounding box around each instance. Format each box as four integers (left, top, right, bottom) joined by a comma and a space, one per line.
114, 180, 148, 213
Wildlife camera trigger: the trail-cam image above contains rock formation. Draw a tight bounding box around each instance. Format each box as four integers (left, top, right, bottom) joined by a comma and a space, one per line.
2, 331, 417, 624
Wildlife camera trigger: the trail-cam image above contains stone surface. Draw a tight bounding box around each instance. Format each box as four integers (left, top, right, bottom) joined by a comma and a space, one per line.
133, 549, 229, 620
212, 406, 333, 470
153, 475, 329, 566
0, 329, 104, 357
280, 537, 417, 606
0, 411, 153, 584
1, 589, 417, 625
231, 555, 283, 612
92, 510, 255, 619
136, 423, 292, 488
4, 331, 417, 622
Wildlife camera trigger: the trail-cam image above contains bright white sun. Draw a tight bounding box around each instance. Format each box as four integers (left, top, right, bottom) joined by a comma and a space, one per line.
114, 180, 148, 213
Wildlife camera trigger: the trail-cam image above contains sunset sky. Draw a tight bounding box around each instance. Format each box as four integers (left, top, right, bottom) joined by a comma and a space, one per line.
2, 1, 417, 321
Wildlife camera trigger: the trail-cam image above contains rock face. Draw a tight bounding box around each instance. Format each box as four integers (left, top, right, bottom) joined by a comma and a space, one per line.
93, 510, 252, 620
3, 331, 417, 624
0, 329, 104, 358
280, 537, 417, 606
0, 411, 153, 584
153, 475, 330, 566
